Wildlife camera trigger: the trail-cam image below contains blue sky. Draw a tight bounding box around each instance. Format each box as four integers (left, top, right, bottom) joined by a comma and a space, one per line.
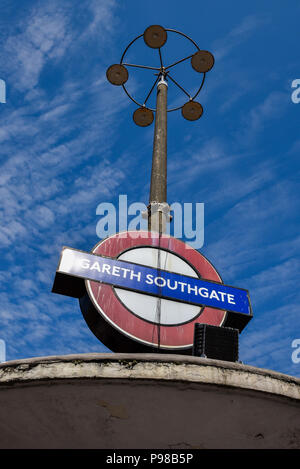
0, 0, 299, 376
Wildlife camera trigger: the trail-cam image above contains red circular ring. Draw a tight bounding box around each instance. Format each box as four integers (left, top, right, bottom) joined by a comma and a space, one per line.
86, 231, 226, 349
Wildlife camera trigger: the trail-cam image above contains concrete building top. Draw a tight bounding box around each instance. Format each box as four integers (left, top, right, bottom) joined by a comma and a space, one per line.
0, 353, 299, 401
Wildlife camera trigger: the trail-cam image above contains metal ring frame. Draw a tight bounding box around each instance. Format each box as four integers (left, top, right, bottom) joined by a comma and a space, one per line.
119, 28, 206, 113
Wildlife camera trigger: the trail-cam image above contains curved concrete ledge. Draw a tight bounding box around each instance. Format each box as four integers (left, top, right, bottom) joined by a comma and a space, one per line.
0, 353, 299, 400
0, 354, 299, 449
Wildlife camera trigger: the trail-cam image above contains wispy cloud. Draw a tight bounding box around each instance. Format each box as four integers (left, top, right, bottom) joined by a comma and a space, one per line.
2, 6, 70, 91
237, 91, 290, 145
0, 0, 123, 359
212, 15, 269, 61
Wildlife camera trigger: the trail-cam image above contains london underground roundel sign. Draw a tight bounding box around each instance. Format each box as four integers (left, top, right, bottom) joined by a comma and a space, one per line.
52, 231, 252, 353
83, 231, 226, 353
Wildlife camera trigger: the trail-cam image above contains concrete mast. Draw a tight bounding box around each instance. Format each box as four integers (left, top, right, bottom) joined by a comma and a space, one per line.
148, 73, 170, 234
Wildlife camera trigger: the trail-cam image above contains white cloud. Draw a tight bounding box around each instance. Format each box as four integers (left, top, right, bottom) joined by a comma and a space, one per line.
1, 0, 118, 92
213, 15, 269, 60
238, 91, 289, 144
0, 0, 123, 360
3, 8, 69, 91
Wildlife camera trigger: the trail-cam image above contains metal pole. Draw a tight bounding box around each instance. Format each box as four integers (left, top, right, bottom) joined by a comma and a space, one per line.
148, 74, 170, 233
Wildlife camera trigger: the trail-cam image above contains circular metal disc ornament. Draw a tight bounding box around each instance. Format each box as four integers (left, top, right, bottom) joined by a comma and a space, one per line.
106, 64, 128, 86
182, 101, 203, 121
133, 107, 154, 127
191, 50, 215, 73
143, 25, 167, 49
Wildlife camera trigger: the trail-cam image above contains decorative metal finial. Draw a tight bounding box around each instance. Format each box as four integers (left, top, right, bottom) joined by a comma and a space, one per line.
106, 25, 214, 125
106, 26, 214, 234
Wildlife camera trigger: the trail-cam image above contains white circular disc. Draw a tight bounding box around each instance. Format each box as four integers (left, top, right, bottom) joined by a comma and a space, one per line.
114, 247, 201, 326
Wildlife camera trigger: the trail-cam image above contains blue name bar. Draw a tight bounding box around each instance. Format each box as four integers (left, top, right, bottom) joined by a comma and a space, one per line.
58, 247, 251, 316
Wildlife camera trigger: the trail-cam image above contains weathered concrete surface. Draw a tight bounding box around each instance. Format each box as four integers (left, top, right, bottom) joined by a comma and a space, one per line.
0, 353, 299, 449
